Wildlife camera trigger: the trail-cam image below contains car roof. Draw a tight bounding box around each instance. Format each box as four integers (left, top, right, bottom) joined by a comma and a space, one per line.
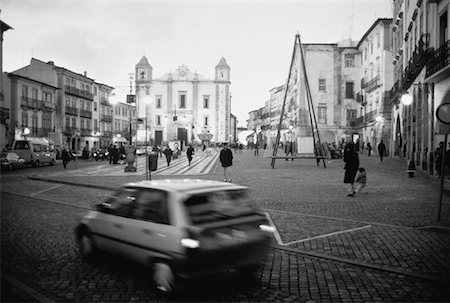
123, 179, 248, 193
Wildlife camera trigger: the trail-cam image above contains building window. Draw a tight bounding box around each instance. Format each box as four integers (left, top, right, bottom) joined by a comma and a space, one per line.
22, 85, 28, 98
318, 79, 326, 92
156, 115, 161, 125
204, 116, 208, 126
345, 82, 354, 99
22, 111, 28, 128
31, 88, 38, 100
65, 116, 70, 129
318, 105, 327, 124
347, 109, 357, 120
42, 111, 51, 130
203, 96, 209, 108
94, 86, 97, 96
179, 92, 186, 109
345, 54, 354, 68
156, 96, 162, 108
377, 32, 380, 48
72, 117, 76, 128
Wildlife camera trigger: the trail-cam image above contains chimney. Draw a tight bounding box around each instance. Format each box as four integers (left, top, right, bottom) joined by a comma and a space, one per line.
47, 61, 54, 65
84, 71, 87, 77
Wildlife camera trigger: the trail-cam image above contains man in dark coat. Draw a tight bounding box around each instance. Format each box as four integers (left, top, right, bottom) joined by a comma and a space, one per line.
377, 140, 386, 162
344, 142, 359, 197
186, 144, 194, 166
62, 147, 70, 169
220, 142, 233, 182
163, 147, 173, 166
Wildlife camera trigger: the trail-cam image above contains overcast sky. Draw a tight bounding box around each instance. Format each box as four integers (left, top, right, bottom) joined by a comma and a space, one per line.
2, 0, 392, 126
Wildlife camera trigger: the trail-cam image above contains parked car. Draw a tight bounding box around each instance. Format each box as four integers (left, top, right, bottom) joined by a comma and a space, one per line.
12, 138, 55, 166
75, 179, 275, 293
0, 152, 26, 171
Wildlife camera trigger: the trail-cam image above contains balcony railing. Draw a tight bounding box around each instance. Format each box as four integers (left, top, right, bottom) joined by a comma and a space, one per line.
364, 75, 380, 93
80, 128, 92, 136
426, 39, 450, 78
401, 34, 431, 90
100, 97, 110, 106
100, 115, 113, 123
79, 109, 92, 118
21, 97, 44, 110
65, 106, 79, 116
65, 86, 94, 100
355, 110, 377, 127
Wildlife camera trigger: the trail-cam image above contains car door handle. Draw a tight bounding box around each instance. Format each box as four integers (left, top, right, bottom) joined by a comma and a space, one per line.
113, 223, 122, 229
142, 229, 154, 235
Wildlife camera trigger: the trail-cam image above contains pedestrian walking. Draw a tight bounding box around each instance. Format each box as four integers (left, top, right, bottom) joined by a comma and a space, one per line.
285, 141, 294, 161
254, 143, 259, 156
366, 142, 372, 156
163, 146, 173, 166
354, 167, 367, 194
220, 142, 233, 182
377, 140, 386, 162
108, 144, 113, 164
343, 142, 359, 197
186, 144, 194, 166
62, 147, 70, 169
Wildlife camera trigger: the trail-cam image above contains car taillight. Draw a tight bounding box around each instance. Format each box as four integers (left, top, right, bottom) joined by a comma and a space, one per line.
259, 224, 276, 233
181, 238, 200, 249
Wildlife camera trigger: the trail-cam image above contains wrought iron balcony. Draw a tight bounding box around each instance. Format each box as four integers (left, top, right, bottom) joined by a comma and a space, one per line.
401, 34, 431, 90
21, 97, 44, 110
426, 39, 450, 78
100, 114, 113, 123
65, 106, 79, 116
79, 109, 92, 118
364, 75, 380, 93
65, 86, 94, 101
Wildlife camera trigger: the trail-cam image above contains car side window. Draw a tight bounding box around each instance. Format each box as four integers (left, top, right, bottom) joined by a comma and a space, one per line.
133, 190, 169, 225
104, 189, 136, 218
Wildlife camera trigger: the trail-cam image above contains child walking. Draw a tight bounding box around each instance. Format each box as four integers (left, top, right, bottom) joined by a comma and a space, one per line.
354, 167, 367, 194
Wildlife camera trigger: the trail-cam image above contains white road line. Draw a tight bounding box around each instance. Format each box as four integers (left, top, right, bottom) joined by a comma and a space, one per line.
264, 212, 284, 246
29, 184, 63, 197
282, 225, 373, 246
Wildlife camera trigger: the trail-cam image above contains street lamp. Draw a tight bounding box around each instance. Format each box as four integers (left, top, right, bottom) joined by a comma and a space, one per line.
400, 93, 413, 106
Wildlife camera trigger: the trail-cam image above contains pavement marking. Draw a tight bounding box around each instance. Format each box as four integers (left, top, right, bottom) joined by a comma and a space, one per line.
263, 208, 419, 230
28, 184, 63, 197
282, 225, 373, 246
264, 211, 284, 246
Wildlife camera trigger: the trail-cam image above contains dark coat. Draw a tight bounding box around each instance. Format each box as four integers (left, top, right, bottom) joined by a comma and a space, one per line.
344, 149, 359, 183
186, 146, 194, 159
220, 147, 233, 167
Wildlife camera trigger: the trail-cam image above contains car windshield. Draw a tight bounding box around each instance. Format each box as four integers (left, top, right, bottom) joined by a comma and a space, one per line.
184, 189, 257, 225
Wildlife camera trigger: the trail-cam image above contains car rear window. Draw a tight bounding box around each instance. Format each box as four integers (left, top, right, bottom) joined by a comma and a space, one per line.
184, 189, 257, 225
14, 141, 29, 149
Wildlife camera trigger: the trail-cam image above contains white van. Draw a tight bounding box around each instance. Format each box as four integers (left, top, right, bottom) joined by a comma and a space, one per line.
13, 138, 56, 166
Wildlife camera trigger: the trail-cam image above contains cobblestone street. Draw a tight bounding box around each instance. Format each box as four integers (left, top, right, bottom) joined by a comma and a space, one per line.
1, 149, 450, 302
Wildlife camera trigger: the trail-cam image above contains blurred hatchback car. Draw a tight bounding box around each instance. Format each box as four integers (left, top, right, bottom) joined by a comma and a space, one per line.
0, 152, 26, 171
75, 179, 275, 292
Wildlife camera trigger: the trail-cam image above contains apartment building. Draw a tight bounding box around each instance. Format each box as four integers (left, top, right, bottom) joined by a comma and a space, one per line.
389, 0, 449, 174
356, 18, 394, 152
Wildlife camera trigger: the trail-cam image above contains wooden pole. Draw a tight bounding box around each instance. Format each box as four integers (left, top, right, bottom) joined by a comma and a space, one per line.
298, 35, 326, 168
271, 33, 299, 169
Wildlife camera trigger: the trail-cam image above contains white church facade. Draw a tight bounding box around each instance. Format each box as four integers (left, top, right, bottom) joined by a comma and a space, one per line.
134, 56, 231, 148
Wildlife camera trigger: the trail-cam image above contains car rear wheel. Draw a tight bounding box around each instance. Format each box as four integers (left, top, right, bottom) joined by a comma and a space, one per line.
79, 233, 97, 261
153, 262, 174, 293
33, 160, 39, 167
9, 164, 13, 171
49, 159, 55, 166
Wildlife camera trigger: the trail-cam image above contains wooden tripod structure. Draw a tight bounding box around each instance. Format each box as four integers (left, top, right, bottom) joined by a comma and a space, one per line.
270, 33, 326, 169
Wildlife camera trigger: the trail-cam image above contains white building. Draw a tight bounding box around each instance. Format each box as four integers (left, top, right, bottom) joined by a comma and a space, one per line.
134, 56, 232, 148
356, 18, 394, 152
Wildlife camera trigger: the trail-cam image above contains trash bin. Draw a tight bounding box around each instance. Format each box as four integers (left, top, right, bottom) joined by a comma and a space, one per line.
149, 151, 158, 171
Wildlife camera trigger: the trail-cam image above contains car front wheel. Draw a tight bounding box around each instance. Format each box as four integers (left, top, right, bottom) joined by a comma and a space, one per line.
79, 233, 97, 261
153, 262, 174, 293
